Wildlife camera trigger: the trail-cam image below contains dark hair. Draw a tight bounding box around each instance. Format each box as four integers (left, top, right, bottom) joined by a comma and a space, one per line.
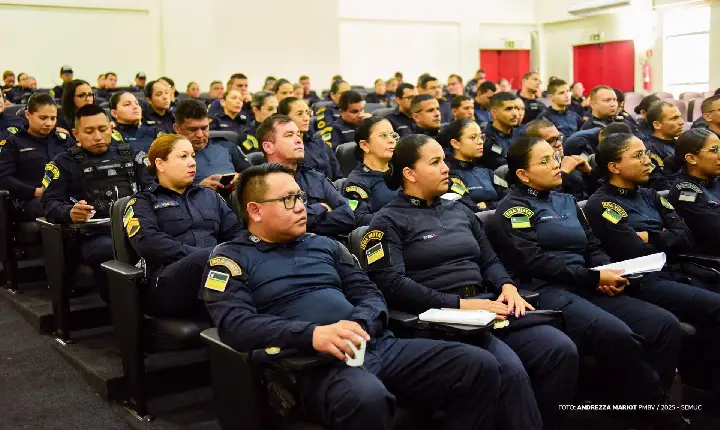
599, 122, 633, 141
159, 76, 174, 86
277, 96, 304, 115
701, 95, 720, 114
61, 79, 92, 124
354, 116, 389, 160
299, 75, 310, 82
2, 70, 14, 79
105, 72, 117, 79
394, 71, 403, 79
635, 94, 661, 115
490, 91, 518, 109
547, 79, 568, 95
249, 91, 275, 110
410, 94, 435, 114
448, 74, 463, 84
522, 72, 538, 81
595, 133, 635, 178
174, 98, 208, 125
273, 78, 292, 93
257, 114, 294, 146
675, 128, 714, 169
507, 135, 545, 185
227, 73, 248, 86
646, 101, 675, 127
613, 88, 625, 105
330, 80, 348, 95
477, 81, 497, 94
570, 82, 581, 90
436, 118, 475, 149
144, 80, 164, 99
396, 83, 415, 98
451, 95, 472, 109
235, 163, 296, 223
27, 93, 57, 113
109, 91, 131, 110
332, 74, 343, 82
418, 75, 438, 90
210, 80, 223, 88
339, 90, 363, 110
74, 104, 107, 128
524, 119, 556, 138
384, 134, 433, 190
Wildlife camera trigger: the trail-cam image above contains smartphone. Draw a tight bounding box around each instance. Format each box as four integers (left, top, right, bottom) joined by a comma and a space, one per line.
219, 173, 235, 186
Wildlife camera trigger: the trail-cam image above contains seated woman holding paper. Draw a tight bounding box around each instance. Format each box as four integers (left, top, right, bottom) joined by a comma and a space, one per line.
437, 118, 508, 212
364, 133, 578, 430
489, 135, 684, 422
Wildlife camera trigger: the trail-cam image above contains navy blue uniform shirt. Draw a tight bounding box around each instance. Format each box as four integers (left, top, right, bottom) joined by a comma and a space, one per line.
303, 133, 342, 181
142, 107, 174, 134
482, 123, 515, 170
343, 163, 398, 224
538, 108, 584, 137
203, 230, 389, 353
385, 108, 414, 138
114, 122, 162, 153
210, 111, 249, 136
446, 156, 508, 211
0, 129, 71, 199
473, 101, 491, 126
438, 99, 453, 123
668, 173, 720, 255
327, 118, 356, 148
518, 95, 545, 124
563, 128, 600, 157
644, 135, 679, 191
193, 139, 250, 183
295, 165, 358, 236
365, 192, 515, 314
309, 103, 340, 136
0, 111, 27, 140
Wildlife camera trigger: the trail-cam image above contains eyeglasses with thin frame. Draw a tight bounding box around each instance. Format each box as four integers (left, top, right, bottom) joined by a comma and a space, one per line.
254, 191, 307, 210
529, 153, 562, 169
623, 149, 651, 161
378, 132, 400, 142
698, 145, 720, 157
546, 135, 565, 145
75, 92, 94, 100
294, 109, 314, 117
464, 132, 486, 143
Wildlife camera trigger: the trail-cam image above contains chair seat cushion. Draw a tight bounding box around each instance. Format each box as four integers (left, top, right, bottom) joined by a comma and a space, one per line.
17, 222, 41, 246
145, 317, 211, 352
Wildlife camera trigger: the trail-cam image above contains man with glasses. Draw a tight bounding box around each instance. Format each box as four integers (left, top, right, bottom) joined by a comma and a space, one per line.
526, 119, 592, 200
537, 79, 583, 138
201, 162, 502, 430
645, 101, 685, 191
258, 114, 360, 237
385, 83, 417, 138
173, 99, 249, 195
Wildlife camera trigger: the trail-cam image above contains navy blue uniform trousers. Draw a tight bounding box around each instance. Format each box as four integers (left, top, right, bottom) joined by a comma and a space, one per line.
14, 197, 43, 222
297, 332, 501, 430
80, 233, 114, 301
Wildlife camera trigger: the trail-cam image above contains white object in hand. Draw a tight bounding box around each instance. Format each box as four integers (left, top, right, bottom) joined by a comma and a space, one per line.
590, 252, 666, 276
345, 338, 367, 367
419, 308, 496, 326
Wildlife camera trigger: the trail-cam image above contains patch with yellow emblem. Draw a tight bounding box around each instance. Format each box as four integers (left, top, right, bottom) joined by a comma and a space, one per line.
649, 152, 664, 168
345, 186, 369, 199
360, 230, 384, 249
204, 270, 229, 292
112, 130, 124, 142
348, 199, 358, 210
0, 139, 5, 146
57, 132, 67, 140
242, 135, 258, 152
660, 196, 674, 210
503, 206, 534, 229
450, 178, 468, 195
601, 201, 627, 224
42, 163, 60, 188
7, 127, 18, 134
123, 204, 141, 238
209, 256, 242, 276
365, 242, 385, 265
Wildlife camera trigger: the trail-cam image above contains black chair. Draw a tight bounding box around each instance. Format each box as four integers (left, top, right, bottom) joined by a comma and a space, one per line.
335, 143, 357, 178
372, 107, 394, 118
99, 101, 110, 109
100, 196, 211, 419
364, 103, 385, 113
247, 152, 265, 166
0, 191, 44, 292
210, 130, 241, 147
333, 178, 347, 192
494, 165, 509, 182
311, 101, 333, 111
5, 104, 25, 117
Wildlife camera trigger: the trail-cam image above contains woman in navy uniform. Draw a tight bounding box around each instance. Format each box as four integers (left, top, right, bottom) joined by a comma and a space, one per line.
209, 89, 249, 136
342, 117, 398, 224
60, 79, 94, 132
0, 94, 72, 220
365, 134, 579, 430
668, 128, 720, 255
0, 91, 26, 140
110, 92, 161, 153
124, 134, 242, 317
278, 97, 342, 180
438, 118, 508, 212
490, 135, 684, 425
235, 91, 277, 154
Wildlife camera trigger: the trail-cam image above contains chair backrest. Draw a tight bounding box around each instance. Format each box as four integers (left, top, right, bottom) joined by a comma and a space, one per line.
348, 226, 370, 269
335, 142, 358, 177
475, 209, 495, 226
372, 107, 395, 118
229, 189, 242, 219
210, 130, 241, 147
669, 99, 688, 122
538, 98, 551, 107
132, 91, 146, 100
333, 178, 348, 192
588, 153, 597, 169
494, 165, 509, 181
16, 107, 26, 117
658, 190, 670, 198
247, 152, 265, 166
365, 103, 386, 113
680, 92, 702, 102
100, 101, 110, 108
655, 92, 673, 100
623, 92, 644, 117
689, 99, 704, 122
109, 196, 138, 264
312, 101, 333, 111
5, 104, 24, 117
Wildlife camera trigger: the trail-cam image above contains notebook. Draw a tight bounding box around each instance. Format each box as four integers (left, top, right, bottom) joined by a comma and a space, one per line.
419, 308, 496, 326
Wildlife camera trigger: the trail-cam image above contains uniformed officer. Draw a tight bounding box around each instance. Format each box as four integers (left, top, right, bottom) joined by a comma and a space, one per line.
364, 134, 578, 429
489, 136, 684, 425
568, 82, 589, 118
207, 80, 224, 102
263, 76, 276, 92
669, 128, 720, 255
60, 79, 94, 132
410, 94, 441, 137
6, 72, 32, 104
417, 75, 452, 123
450, 95, 474, 120
0, 94, 71, 220
172, 99, 250, 194
525, 119, 592, 200
384, 78, 397, 105
109, 92, 162, 153
42, 104, 153, 300
634, 94, 662, 140
209, 89, 249, 136
385, 83, 417, 138
277, 97, 342, 181
0, 91, 26, 140
234, 91, 278, 155
473, 81, 496, 126
273, 78, 294, 103
482, 92, 523, 170
563, 121, 632, 159
203, 163, 502, 430
324, 91, 366, 148
537, 79, 583, 137
465, 68, 486, 97
258, 115, 362, 237
364, 78, 388, 105
52, 65, 73, 101
129, 72, 147, 93
142, 80, 174, 134
613, 88, 639, 128
209, 74, 252, 117
342, 117, 398, 224
580, 86, 638, 135
124, 134, 243, 317
308, 80, 351, 137
586, 132, 720, 392
517, 72, 545, 124
643, 101, 685, 191
700, 94, 720, 138
2, 70, 15, 98
298, 75, 320, 107
438, 119, 508, 211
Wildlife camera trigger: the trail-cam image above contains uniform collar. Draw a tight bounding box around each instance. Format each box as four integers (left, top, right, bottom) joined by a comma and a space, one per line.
219, 111, 246, 122
550, 107, 568, 115
649, 135, 676, 145
149, 183, 198, 195
446, 155, 473, 170
115, 122, 141, 131
398, 191, 442, 208
414, 126, 439, 137
680, 172, 716, 188
515, 183, 550, 199
486, 123, 513, 138
603, 182, 639, 197
243, 230, 306, 251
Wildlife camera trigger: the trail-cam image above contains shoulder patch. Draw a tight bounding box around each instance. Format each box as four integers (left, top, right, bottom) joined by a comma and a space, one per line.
0, 140, 5, 146
649, 152, 664, 167
450, 177, 468, 195
365, 242, 385, 265
503, 206, 534, 218
205, 270, 229, 292
7, 127, 18, 134
345, 185, 369, 199
660, 196, 674, 210
42, 162, 60, 188
209, 256, 243, 276
135, 151, 149, 166
348, 199, 359, 210
678, 191, 697, 202
123, 205, 141, 238
112, 130, 124, 142
601, 201, 627, 224
127, 197, 136, 207
57, 132, 67, 140
676, 182, 702, 194
360, 229, 384, 250
493, 174, 508, 188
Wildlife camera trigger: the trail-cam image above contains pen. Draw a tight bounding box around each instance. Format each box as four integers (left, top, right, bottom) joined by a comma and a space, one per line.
70, 197, 79, 204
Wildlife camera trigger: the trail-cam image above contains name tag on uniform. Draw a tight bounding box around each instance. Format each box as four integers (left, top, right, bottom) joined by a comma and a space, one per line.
491, 144, 502, 154
220, 124, 229, 128
19, 147, 36, 152
154, 201, 180, 209
679, 191, 697, 202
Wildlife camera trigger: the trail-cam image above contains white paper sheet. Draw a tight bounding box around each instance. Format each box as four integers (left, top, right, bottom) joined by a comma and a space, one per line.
419, 308, 496, 326
590, 252, 666, 276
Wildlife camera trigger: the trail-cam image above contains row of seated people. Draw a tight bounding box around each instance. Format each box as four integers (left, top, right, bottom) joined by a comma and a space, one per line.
3, 93, 720, 428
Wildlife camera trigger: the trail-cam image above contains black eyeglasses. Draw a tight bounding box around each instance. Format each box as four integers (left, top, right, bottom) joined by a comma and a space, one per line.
255, 191, 307, 210
546, 135, 565, 145
75, 92, 94, 100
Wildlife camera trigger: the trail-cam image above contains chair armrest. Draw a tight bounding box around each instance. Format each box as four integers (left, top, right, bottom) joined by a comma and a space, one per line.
518, 289, 540, 308
101, 260, 144, 280
388, 308, 418, 327
428, 321, 492, 336
676, 253, 720, 268
0, 189, 8, 197
36, 217, 63, 232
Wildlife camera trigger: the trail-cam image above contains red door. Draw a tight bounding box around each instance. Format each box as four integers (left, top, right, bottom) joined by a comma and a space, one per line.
480, 49, 531, 90
573, 40, 635, 92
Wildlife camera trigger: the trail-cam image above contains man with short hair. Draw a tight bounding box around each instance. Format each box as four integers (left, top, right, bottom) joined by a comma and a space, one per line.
259, 115, 361, 236
202, 162, 502, 430
569, 82, 587, 117
208, 80, 224, 101
173, 99, 249, 193
482, 92, 523, 170
309, 80, 351, 136
466, 69, 486, 96
410, 94, 442, 137
451, 95, 474, 120
447, 74, 465, 97
701, 95, 720, 138
394, 71, 404, 85
497, 78, 512, 93
385, 83, 416, 138
418, 75, 452, 123
564, 122, 633, 159
580, 85, 619, 130
325, 91, 367, 147
474, 81, 497, 125
142, 80, 175, 133
299, 75, 320, 106
537, 79, 584, 137
518, 72, 545, 124
644, 101, 685, 191
52, 65, 74, 100
209, 73, 252, 116
129, 72, 147, 92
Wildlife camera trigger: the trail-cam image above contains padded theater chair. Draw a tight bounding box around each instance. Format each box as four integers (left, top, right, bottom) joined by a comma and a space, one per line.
209, 130, 241, 148
247, 152, 265, 166
372, 107, 395, 118
332, 178, 347, 192
0, 190, 44, 291
335, 142, 357, 178
100, 196, 210, 419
